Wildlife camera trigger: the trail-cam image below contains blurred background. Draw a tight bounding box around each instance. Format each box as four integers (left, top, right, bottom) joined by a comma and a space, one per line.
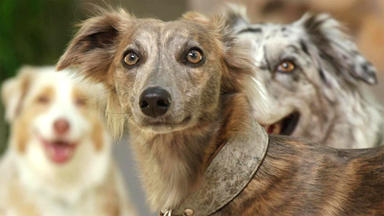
0, 0, 383, 215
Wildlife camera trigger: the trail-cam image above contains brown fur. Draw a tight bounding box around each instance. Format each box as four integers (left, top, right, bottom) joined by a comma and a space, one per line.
72, 86, 105, 151
57, 8, 384, 215
7, 181, 40, 216
219, 135, 384, 216
13, 86, 54, 153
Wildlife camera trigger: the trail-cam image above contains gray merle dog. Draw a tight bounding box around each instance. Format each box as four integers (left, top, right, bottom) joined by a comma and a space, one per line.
225, 6, 384, 149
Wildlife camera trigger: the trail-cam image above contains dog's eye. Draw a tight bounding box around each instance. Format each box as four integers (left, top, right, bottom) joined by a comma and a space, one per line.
186, 48, 204, 65
277, 61, 296, 73
36, 95, 50, 104
75, 97, 87, 107
123, 51, 140, 67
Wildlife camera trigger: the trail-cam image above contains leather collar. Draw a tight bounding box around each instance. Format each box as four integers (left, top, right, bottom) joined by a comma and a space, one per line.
160, 121, 269, 216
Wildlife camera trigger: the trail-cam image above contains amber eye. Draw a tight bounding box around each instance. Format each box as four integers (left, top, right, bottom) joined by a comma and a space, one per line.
123, 51, 140, 66
36, 95, 50, 104
277, 61, 296, 73
186, 48, 203, 65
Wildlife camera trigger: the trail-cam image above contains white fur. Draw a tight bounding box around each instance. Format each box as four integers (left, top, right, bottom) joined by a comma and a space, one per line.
0, 66, 136, 216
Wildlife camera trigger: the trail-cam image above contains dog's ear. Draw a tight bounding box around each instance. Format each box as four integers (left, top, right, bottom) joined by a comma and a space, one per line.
297, 13, 377, 85
217, 9, 272, 116
221, 4, 250, 32
1, 66, 34, 122
57, 9, 130, 84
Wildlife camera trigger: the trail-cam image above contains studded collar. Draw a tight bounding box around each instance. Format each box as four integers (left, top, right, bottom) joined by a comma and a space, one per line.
160, 121, 269, 216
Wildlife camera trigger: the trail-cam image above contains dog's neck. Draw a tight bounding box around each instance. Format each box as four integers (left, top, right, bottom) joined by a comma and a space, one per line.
313, 85, 383, 148
128, 93, 259, 211
128, 115, 220, 211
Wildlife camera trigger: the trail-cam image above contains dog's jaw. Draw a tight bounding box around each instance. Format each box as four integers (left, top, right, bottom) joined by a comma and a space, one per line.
128, 119, 217, 210
15, 137, 111, 204
40, 137, 78, 164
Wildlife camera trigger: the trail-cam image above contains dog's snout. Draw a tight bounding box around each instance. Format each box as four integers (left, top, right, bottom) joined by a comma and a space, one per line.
139, 87, 171, 118
53, 118, 70, 135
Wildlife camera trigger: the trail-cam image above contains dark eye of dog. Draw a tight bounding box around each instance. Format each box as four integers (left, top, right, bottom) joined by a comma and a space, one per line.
186, 48, 204, 65
36, 95, 50, 104
123, 50, 140, 67
75, 97, 87, 107
277, 61, 296, 73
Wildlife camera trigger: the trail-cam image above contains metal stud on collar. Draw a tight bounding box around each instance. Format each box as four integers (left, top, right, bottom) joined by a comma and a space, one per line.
161, 209, 173, 216
160, 208, 194, 216
183, 208, 194, 216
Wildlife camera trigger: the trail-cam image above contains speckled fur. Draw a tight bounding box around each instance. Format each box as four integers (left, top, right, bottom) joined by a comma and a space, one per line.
225, 6, 384, 149
57, 9, 254, 211
57, 8, 384, 215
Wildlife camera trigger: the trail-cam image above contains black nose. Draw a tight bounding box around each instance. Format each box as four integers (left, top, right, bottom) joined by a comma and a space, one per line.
139, 87, 171, 117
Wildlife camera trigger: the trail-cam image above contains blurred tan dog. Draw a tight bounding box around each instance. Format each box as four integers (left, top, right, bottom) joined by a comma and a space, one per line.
0, 66, 136, 216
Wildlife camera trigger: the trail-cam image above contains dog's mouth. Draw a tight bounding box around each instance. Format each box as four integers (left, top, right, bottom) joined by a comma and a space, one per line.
138, 115, 192, 132
262, 111, 300, 135
40, 137, 77, 164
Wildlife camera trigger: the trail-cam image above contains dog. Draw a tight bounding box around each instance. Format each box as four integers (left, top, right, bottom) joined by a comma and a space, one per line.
57, 9, 384, 216
0, 66, 137, 216
223, 6, 384, 149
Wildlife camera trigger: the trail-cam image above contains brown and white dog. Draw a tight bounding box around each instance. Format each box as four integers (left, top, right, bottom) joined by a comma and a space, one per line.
57, 9, 384, 216
0, 66, 137, 216
223, 6, 384, 149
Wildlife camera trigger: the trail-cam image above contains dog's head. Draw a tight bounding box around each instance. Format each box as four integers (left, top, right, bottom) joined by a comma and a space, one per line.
57, 9, 253, 135
1, 66, 111, 184
225, 7, 378, 137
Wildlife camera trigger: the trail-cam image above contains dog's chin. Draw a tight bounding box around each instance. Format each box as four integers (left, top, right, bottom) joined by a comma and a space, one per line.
262, 111, 300, 136
133, 116, 193, 134
37, 135, 78, 165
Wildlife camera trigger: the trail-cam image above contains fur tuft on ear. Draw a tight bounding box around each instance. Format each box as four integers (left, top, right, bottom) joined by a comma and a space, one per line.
1, 66, 34, 122
297, 13, 377, 85
57, 9, 131, 85
182, 11, 210, 24
218, 5, 273, 116
220, 3, 250, 32
212, 14, 254, 95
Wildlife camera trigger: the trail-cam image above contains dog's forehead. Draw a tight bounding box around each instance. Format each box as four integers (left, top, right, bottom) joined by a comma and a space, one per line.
131, 19, 211, 45
239, 23, 303, 45
26, 72, 67, 97
237, 23, 305, 64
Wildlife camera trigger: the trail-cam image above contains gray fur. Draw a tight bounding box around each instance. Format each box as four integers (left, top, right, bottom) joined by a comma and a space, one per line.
225, 6, 384, 148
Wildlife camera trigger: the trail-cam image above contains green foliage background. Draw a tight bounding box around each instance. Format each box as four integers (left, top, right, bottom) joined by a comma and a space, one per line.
0, 0, 81, 154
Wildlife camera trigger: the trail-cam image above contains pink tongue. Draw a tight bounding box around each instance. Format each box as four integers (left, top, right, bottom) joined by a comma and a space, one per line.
46, 143, 74, 164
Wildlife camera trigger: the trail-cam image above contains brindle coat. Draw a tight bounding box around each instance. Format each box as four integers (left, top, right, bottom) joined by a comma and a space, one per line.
57, 8, 384, 215
221, 136, 384, 215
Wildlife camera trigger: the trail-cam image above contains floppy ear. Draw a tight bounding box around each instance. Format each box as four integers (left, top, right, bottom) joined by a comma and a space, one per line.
297, 13, 377, 85
1, 66, 34, 123
221, 3, 250, 32
218, 7, 273, 117
57, 9, 130, 84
